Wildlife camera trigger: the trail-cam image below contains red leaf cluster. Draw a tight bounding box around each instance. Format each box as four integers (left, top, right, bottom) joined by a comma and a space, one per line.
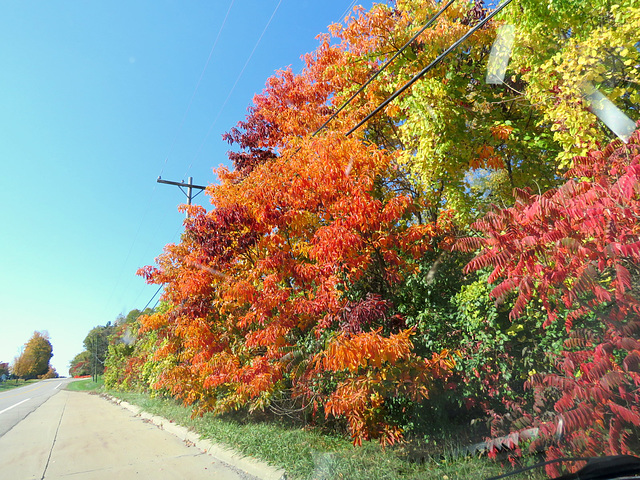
459, 127, 640, 468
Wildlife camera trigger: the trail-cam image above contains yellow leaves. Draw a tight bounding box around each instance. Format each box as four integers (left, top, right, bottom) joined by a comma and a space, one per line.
522, 7, 640, 164
288, 210, 317, 236
385, 103, 402, 118
139, 312, 168, 333
430, 348, 456, 372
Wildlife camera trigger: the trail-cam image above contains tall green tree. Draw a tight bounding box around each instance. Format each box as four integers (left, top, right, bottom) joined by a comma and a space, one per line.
83, 323, 115, 382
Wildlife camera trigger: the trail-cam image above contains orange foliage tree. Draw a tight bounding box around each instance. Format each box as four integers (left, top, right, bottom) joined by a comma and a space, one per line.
138, 131, 454, 443
135, 3, 462, 444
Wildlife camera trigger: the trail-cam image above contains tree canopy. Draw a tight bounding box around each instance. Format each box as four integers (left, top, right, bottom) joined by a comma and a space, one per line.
105, 0, 640, 470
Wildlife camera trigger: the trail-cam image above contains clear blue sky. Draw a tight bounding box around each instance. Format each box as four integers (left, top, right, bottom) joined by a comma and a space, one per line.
0, 0, 377, 375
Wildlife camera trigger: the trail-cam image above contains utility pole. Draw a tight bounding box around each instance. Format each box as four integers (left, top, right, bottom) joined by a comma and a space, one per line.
157, 177, 206, 217
91, 335, 97, 383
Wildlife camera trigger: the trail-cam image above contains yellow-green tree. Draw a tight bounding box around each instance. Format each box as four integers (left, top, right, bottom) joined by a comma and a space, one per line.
393, 0, 639, 221
11, 331, 53, 380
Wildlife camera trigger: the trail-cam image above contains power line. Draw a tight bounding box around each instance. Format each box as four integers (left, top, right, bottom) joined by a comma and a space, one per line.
337, 0, 358, 24
312, 0, 457, 138
346, 0, 514, 136
104, 2, 236, 320
101, 184, 159, 317
142, 285, 163, 312
159, 0, 236, 179
184, 0, 284, 178
143, 2, 514, 317
184, 0, 236, 118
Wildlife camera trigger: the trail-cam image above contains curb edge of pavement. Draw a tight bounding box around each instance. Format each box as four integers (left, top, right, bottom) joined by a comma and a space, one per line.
101, 394, 287, 480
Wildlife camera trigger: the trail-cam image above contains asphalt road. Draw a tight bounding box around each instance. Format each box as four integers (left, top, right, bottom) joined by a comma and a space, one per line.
0, 377, 71, 438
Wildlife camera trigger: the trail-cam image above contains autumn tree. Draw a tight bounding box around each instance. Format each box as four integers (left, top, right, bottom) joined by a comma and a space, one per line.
138, 128, 456, 443
127, 0, 639, 452
134, 2, 475, 444
70, 323, 118, 382
40, 366, 58, 379
11, 331, 54, 380
393, 0, 639, 221
390, 0, 640, 438
500, 0, 640, 166
458, 129, 640, 473
69, 351, 91, 377
82, 323, 116, 382
103, 308, 158, 391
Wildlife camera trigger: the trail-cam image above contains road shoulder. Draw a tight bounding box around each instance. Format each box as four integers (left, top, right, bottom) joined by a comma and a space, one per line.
101, 393, 287, 480
0, 389, 275, 479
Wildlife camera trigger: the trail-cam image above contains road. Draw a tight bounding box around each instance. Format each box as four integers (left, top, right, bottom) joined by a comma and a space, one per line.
0, 381, 264, 479
0, 377, 71, 438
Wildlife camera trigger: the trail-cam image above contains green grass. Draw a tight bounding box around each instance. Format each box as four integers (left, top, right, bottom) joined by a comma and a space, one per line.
66, 376, 105, 392
107, 390, 546, 480
0, 378, 39, 392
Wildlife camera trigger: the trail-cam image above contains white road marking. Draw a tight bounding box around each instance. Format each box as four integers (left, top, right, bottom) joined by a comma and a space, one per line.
0, 398, 31, 415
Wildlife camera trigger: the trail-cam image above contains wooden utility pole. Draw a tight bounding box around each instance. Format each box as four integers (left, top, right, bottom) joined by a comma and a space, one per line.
157, 176, 206, 216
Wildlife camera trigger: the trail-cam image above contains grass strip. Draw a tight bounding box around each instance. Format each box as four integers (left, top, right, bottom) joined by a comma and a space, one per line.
106, 389, 545, 480
0, 379, 40, 392
66, 377, 105, 392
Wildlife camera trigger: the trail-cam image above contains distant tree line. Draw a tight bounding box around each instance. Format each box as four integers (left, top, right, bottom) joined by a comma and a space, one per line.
69, 309, 151, 382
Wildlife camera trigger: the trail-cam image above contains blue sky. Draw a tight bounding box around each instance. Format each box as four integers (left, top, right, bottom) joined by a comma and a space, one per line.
0, 0, 377, 375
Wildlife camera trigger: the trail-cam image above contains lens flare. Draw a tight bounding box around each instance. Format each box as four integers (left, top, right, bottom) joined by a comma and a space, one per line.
582, 82, 636, 143
486, 24, 515, 85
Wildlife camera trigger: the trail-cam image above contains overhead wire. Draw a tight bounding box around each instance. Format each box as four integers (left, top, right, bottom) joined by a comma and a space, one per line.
101, 184, 159, 317
337, 0, 358, 24
112, 2, 237, 319
184, 0, 284, 179
143, 0, 514, 313
160, 0, 236, 179
137, 219, 187, 312
142, 285, 163, 312
312, 0, 457, 137
345, 0, 515, 136
141, 0, 284, 315
153, 1, 358, 313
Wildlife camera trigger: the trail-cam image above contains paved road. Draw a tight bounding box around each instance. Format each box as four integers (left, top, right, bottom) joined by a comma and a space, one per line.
0, 377, 72, 438
0, 387, 260, 479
